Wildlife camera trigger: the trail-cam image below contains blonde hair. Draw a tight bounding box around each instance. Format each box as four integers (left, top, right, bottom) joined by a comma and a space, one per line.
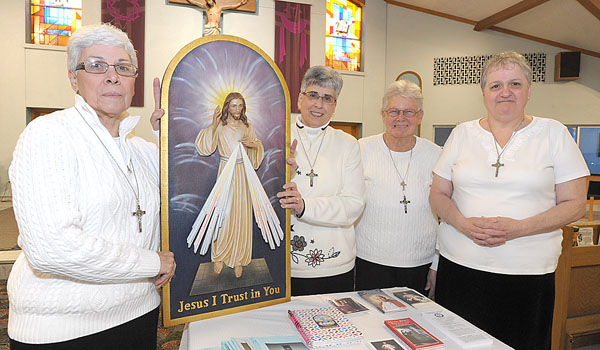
382, 80, 423, 111
480, 51, 532, 90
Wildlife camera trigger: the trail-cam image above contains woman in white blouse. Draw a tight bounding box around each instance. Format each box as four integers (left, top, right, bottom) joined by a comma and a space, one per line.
429, 51, 589, 349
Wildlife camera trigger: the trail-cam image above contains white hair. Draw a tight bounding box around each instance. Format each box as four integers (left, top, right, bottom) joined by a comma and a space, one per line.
67, 23, 137, 72
381, 80, 423, 111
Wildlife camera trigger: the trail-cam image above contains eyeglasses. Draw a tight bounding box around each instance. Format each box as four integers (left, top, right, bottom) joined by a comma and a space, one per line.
75, 60, 138, 77
301, 91, 336, 104
384, 109, 419, 118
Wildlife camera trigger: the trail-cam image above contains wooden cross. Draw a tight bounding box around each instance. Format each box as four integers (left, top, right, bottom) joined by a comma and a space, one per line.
132, 203, 146, 233
491, 158, 504, 177
306, 169, 318, 187
400, 195, 410, 214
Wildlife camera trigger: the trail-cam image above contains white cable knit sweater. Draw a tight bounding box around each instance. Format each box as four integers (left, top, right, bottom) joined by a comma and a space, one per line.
8, 95, 161, 344
355, 134, 441, 267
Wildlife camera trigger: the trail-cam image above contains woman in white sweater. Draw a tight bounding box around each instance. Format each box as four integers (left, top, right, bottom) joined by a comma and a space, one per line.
277, 66, 365, 296
355, 80, 441, 296
8, 24, 175, 349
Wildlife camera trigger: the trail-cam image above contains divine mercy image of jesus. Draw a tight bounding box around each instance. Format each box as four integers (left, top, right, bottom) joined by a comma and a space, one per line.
187, 92, 281, 279
161, 36, 290, 325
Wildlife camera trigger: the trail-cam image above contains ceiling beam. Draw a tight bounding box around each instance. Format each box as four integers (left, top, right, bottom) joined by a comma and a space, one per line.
576, 0, 600, 21
385, 0, 600, 58
385, 0, 476, 25
474, 0, 550, 31
488, 26, 600, 58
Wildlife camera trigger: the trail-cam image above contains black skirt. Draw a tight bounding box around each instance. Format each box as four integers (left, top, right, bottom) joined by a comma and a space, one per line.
435, 255, 554, 350
10, 307, 159, 350
355, 257, 431, 296
291, 268, 355, 296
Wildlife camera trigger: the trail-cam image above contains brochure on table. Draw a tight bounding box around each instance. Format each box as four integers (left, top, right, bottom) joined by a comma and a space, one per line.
181, 288, 511, 350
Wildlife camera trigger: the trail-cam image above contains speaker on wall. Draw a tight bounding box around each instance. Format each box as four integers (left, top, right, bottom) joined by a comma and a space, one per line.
554, 51, 581, 81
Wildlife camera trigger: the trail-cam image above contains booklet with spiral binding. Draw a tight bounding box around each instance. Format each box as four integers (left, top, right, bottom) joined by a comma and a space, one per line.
288, 307, 363, 348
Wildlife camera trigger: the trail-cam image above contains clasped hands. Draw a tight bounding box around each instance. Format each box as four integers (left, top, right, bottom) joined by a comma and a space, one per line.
459, 216, 524, 247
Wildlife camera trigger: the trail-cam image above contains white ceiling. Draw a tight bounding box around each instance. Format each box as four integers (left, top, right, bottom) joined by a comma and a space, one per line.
386, 0, 600, 58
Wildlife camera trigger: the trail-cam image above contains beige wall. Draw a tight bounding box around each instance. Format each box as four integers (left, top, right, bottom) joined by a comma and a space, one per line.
0, 0, 387, 195
385, 6, 600, 141
2, 0, 599, 194
1, 1, 27, 192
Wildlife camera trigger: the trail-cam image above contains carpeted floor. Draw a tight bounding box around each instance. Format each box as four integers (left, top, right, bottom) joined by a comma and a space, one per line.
0, 208, 19, 251
0, 279, 184, 350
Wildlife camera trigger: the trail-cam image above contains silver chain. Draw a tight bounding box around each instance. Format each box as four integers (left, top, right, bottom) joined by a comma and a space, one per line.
296, 125, 327, 171
75, 107, 141, 204
383, 134, 413, 192
489, 117, 525, 177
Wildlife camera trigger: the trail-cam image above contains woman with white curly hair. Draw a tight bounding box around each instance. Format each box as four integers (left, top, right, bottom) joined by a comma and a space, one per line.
8, 23, 174, 349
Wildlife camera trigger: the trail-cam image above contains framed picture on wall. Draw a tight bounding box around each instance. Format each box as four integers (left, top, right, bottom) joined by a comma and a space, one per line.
577, 126, 600, 176
160, 35, 291, 326
433, 125, 455, 147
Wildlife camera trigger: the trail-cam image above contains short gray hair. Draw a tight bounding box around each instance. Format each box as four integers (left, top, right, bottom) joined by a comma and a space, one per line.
67, 24, 137, 72
300, 66, 344, 99
382, 80, 423, 111
480, 51, 532, 90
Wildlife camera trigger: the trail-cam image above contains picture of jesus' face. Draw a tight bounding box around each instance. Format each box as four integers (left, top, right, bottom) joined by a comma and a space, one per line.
228, 98, 244, 119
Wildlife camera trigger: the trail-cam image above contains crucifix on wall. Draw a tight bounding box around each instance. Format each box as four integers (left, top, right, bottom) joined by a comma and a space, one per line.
169, 0, 256, 36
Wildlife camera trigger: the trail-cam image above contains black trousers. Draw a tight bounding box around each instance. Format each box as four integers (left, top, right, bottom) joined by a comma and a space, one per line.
436, 256, 554, 350
355, 257, 431, 295
291, 268, 355, 296
10, 307, 159, 350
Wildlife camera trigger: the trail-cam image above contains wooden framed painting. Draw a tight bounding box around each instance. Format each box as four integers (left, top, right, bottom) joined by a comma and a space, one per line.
160, 35, 291, 326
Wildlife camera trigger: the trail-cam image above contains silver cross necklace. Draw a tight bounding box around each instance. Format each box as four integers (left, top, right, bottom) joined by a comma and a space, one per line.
76, 108, 146, 233
489, 117, 525, 178
383, 134, 413, 214
296, 125, 327, 187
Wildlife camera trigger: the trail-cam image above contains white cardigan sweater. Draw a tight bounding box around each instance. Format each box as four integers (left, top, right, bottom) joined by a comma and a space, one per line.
290, 120, 365, 278
8, 95, 161, 343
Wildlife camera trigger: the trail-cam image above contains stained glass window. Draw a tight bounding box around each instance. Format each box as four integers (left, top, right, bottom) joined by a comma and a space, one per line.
326, 0, 362, 72
29, 0, 82, 46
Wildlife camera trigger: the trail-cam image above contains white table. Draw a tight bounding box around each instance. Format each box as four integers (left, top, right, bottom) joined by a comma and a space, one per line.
179, 288, 513, 350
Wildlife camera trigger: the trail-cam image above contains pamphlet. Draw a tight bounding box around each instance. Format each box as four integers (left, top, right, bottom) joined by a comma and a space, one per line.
577, 226, 594, 246
389, 288, 440, 312
328, 297, 369, 315
358, 289, 407, 313
422, 310, 493, 348
384, 318, 444, 350
251, 336, 309, 350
